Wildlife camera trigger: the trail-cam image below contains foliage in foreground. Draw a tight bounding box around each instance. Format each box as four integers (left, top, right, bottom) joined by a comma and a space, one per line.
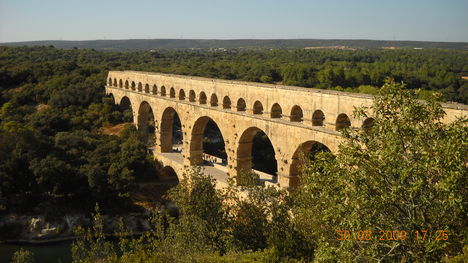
9, 248, 35, 263
295, 79, 467, 262
72, 167, 307, 263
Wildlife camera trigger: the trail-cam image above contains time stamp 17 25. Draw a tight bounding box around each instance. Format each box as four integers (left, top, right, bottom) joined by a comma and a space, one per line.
336, 230, 449, 241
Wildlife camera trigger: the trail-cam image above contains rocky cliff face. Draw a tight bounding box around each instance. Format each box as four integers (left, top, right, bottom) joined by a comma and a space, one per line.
0, 213, 155, 243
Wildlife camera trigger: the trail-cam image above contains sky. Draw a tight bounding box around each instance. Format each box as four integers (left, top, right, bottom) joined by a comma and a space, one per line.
0, 0, 467, 43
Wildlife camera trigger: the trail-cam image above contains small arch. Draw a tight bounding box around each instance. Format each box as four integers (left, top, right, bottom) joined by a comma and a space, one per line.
170, 87, 176, 98
113, 78, 117, 87
144, 84, 150, 93
253, 101, 263, 115
131, 81, 136, 90
362, 117, 375, 131
271, 103, 282, 118
179, 89, 186, 100
160, 86, 166, 96
336, 113, 351, 130
152, 84, 157, 95
125, 80, 129, 89
290, 105, 303, 122
210, 94, 218, 107
199, 92, 207, 104
223, 96, 231, 109
119, 79, 123, 88
108, 78, 112, 85
236, 98, 246, 112
189, 90, 196, 102
138, 82, 143, 92
312, 110, 325, 126
169, 87, 175, 98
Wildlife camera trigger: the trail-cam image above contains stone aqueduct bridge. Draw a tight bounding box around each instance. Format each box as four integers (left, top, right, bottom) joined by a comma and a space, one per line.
105, 70, 467, 188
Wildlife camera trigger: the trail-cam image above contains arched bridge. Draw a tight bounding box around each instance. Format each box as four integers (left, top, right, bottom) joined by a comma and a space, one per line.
105, 70, 467, 188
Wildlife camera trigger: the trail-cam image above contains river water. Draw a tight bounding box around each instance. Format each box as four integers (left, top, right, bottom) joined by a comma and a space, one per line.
0, 241, 72, 263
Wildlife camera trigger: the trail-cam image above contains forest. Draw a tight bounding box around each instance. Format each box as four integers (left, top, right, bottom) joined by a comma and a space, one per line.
0, 46, 467, 262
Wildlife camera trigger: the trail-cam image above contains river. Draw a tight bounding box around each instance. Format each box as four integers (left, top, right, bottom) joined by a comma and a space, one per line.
0, 241, 72, 263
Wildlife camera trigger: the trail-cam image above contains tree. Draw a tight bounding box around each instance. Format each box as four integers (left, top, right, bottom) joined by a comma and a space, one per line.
10, 249, 35, 263
167, 167, 229, 252
295, 79, 467, 262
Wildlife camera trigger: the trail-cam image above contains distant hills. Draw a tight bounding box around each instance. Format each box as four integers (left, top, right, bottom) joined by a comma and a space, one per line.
1, 39, 467, 51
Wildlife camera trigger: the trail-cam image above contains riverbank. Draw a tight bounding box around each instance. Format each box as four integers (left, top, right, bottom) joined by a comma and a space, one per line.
0, 212, 156, 243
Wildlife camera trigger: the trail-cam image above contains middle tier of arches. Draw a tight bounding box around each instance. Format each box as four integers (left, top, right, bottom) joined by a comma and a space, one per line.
107, 86, 348, 187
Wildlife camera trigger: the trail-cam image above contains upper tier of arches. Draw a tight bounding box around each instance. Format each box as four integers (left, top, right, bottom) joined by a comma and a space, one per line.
108, 78, 373, 131
106, 71, 468, 131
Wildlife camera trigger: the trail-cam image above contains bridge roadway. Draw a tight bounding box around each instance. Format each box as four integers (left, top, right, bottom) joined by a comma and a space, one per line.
156, 151, 277, 189
105, 70, 468, 188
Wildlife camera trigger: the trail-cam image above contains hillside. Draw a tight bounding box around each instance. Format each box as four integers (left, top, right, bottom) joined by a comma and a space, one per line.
1, 38, 468, 51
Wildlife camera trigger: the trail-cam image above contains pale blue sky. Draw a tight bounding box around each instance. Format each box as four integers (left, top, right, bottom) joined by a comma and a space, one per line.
1, 0, 467, 42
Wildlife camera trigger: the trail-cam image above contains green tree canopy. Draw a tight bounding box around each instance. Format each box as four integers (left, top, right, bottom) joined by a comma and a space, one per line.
295, 79, 467, 262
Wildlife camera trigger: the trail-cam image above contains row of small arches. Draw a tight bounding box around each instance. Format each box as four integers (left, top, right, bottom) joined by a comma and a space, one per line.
109, 78, 374, 131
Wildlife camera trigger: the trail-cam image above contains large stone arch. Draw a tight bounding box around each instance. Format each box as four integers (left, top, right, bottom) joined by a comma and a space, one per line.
119, 96, 134, 122
137, 101, 155, 145
289, 140, 331, 188
189, 116, 227, 165
236, 127, 278, 176
119, 96, 132, 109
107, 93, 116, 104
160, 166, 179, 182
159, 107, 183, 152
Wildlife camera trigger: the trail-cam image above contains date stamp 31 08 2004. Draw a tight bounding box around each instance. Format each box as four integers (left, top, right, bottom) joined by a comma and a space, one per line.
336, 230, 449, 241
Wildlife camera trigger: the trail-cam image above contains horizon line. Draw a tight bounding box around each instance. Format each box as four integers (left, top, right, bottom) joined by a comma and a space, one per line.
2, 38, 468, 44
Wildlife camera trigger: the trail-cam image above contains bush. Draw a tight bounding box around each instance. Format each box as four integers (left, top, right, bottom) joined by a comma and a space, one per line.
236, 170, 261, 187
10, 249, 35, 263
295, 79, 467, 262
